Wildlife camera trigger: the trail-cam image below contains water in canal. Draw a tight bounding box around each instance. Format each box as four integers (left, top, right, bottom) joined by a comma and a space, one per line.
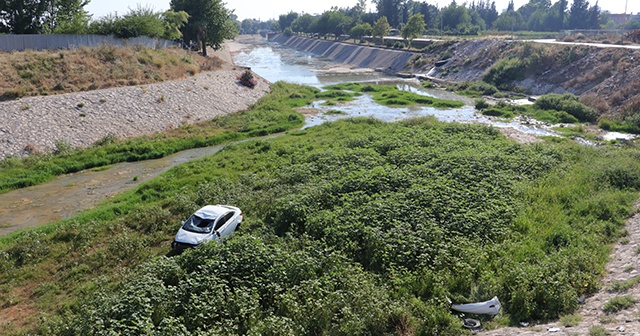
233, 42, 556, 136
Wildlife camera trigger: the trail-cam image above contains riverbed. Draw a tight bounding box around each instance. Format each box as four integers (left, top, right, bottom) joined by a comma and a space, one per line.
0, 36, 617, 236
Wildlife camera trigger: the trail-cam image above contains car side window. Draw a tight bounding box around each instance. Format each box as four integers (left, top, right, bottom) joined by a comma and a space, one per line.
214, 212, 231, 231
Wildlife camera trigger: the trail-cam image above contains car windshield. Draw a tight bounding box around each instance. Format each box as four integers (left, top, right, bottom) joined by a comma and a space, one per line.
182, 215, 216, 234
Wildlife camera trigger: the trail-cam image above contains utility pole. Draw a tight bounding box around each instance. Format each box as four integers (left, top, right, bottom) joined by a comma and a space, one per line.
625, 0, 628, 16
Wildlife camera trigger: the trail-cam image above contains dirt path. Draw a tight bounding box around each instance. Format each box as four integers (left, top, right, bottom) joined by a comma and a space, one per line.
483, 202, 640, 335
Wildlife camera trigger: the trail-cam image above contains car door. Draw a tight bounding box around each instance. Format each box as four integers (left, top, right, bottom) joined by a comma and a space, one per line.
212, 213, 228, 239
216, 212, 236, 239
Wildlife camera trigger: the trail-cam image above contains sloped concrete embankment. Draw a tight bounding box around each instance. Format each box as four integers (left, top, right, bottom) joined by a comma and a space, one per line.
269, 34, 416, 72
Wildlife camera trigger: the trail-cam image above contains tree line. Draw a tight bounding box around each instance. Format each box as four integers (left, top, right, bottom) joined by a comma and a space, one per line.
0, 0, 236, 55
243, 0, 638, 39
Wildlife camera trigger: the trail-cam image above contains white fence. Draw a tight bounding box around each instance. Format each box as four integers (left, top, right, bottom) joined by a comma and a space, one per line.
0, 34, 178, 52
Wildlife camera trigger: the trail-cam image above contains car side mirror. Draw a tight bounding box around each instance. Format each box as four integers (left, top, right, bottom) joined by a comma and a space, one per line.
181, 221, 185, 225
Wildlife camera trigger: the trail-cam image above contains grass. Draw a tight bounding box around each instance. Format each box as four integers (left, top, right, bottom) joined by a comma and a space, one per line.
445, 81, 500, 98
0, 45, 222, 100
560, 314, 582, 327
603, 295, 637, 313
0, 82, 318, 194
589, 325, 611, 336
323, 82, 465, 108
608, 275, 640, 292
1, 111, 640, 333
476, 94, 598, 125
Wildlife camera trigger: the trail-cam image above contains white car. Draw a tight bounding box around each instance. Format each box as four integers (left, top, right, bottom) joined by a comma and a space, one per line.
171, 205, 243, 250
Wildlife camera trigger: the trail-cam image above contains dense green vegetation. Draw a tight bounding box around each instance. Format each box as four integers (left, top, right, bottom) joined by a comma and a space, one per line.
323, 83, 465, 108
0, 82, 318, 193
263, 0, 615, 39
2, 111, 639, 334
444, 81, 502, 98
0, 81, 464, 194
475, 93, 598, 124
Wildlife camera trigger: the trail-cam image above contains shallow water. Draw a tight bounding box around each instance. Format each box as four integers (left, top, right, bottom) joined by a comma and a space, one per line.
0, 145, 230, 236
234, 46, 388, 85
234, 44, 557, 137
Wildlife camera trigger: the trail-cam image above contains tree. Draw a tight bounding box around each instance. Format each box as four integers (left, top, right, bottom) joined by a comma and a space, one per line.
586, 1, 601, 29
349, 22, 372, 40
493, 4, 524, 31
372, 16, 391, 44
374, 0, 404, 27
278, 11, 298, 32
314, 10, 352, 36
291, 14, 316, 34
43, 0, 91, 33
439, 1, 472, 33
240, 18, 254, 34
112, 5, 166, 38
472, 0, 498, 28
0, 0, 90, 34
170, 0, 237, 56
568, 0, 590, 29
402, 13, 425, 48
162, 10, 189, 40
412, 1, 440, 30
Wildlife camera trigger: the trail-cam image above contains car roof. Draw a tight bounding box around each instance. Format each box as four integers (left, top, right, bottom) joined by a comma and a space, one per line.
194, 205, 229, 220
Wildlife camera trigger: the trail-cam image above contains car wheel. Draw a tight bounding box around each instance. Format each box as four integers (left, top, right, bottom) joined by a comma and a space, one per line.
463, 318, 481, 329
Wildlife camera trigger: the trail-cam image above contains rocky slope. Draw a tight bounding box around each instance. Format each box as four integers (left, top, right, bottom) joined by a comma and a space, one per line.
0, 51, 269, 160
415, 39, 640, 119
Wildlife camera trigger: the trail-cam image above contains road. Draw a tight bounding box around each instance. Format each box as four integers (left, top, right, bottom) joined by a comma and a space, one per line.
527, 39, 640, 50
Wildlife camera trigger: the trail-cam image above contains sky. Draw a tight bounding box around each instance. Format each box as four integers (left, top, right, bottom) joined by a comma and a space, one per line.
85, 0, 640, 22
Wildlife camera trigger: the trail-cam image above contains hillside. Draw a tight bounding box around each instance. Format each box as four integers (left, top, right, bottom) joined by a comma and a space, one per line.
423, 39, 640, 120
0, 45, 224, 100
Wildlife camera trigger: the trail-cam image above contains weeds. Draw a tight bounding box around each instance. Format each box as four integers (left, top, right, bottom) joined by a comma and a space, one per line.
322, 83, 464, 108
0, 46, 222, 100
609, 275, 640, 292
589, 325, 611, 336
560, 314, 582, 327
603, 295, 637, 313
238, 70, 258, 88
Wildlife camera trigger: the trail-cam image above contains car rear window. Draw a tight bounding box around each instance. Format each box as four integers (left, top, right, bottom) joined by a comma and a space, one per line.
182, 215, 216, 233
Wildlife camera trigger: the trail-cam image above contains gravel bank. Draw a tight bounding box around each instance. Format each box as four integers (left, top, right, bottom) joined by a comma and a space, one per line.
0, 67, 269, 160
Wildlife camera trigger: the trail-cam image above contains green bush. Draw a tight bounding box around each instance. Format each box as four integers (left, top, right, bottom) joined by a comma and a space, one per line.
475, 98, 489, 109
483, 57, 526, 86
534, 94, 598, 122
589, 325, 611, 336
482, 108, 515, 118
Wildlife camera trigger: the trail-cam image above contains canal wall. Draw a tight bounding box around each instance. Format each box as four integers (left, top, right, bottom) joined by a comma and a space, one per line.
269, 34, 417, 72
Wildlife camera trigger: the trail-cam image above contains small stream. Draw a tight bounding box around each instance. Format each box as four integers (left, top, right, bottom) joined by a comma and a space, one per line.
0, 145, 230, 236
